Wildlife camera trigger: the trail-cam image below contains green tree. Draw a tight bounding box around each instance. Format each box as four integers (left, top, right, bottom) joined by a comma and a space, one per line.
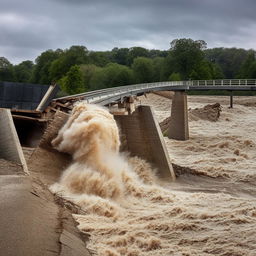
0, 57, 14, 81
169, 38, 206, 79
80, 64, 100, 90
111, 47, 129, 65
188, 61, 224, 80
161, 55, 175, 81
48, 58, 65, 83
152, 57, 165, 82
149, 49, 168, 58
127, 47, 149, 66
32, 49, 62, 84
62, 65, 84, 94
49, 45, 89, 82
13, 60, 34, 82
90, 63, 134, 90
210, 63, 224, 79
168, 72, 181, 81
57, 75, 68, 93
237, 52, 256, 78
189, 70, 199, 80
88, 51, 111, 67
205, 47, 249, 78
190, 61, 212, 80
247, 62, 256, 78
132, 57, 153, 83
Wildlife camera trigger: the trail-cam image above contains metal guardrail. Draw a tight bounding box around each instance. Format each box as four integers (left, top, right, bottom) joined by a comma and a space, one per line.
55, 81, 188, 103
55, 79, 256, 105
189, 79, 256, 86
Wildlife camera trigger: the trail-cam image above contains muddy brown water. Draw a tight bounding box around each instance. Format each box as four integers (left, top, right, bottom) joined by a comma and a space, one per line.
45, 98, 256, 256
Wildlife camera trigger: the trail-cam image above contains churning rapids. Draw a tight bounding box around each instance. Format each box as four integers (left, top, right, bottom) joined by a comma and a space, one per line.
50, 96, 256, 256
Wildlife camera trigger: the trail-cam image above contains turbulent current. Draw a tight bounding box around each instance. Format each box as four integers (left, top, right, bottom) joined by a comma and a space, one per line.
50, 98, 256, 256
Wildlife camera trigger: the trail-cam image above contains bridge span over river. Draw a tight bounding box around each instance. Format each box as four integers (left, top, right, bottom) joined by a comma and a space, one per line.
1, 78, 256, 178
53, 79, 256, 140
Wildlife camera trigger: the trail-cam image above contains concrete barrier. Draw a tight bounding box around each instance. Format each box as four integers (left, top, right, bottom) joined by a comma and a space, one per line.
0, 108, 28, 172
115, 105, 175, 181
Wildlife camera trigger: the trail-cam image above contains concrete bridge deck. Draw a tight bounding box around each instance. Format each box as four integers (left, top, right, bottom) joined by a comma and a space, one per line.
54, 79, 256, 106
53, 79, 256, 142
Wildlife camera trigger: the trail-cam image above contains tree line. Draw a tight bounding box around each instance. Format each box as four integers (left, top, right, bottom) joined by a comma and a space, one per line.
0, 38, 256, 95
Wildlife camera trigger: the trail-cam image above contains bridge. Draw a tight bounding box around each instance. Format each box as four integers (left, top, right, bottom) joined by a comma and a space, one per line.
49, 79, 256, 181
54, 79, 256, 106
53, 79, 256, 141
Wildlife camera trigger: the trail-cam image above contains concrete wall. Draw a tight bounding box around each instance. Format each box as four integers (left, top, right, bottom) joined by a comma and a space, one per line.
0, 108, 28, 172
115, 105, 175, 181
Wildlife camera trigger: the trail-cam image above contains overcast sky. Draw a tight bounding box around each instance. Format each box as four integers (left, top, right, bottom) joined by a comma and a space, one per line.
1, 0, 256, 64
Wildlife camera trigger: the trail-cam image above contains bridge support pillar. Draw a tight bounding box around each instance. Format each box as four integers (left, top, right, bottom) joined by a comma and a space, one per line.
168, 91, 189, 140
230, 91, 233, 108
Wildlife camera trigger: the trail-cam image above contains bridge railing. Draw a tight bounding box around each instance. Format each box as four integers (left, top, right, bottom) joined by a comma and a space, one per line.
189, 79, 256, 86
79, 81, 188, 104
56, 81, 188, 101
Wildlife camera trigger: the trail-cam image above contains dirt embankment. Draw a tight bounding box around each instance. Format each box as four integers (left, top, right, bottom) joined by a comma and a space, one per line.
189, 102, 222, 122
160, 103, 222, 134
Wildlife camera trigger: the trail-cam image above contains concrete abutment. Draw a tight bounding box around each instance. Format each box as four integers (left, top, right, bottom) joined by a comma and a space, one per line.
0, 108, 28, 172
115, 105, 175, 181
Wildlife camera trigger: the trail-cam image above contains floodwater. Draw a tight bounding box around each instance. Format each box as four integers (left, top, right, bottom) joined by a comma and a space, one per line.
51, 95, 256, 256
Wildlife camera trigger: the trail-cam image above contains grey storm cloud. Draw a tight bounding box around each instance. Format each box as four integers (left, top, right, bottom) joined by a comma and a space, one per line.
1, 0, 256, 63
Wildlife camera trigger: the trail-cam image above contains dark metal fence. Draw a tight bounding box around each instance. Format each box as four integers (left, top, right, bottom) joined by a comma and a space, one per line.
0, 82, 51, 110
